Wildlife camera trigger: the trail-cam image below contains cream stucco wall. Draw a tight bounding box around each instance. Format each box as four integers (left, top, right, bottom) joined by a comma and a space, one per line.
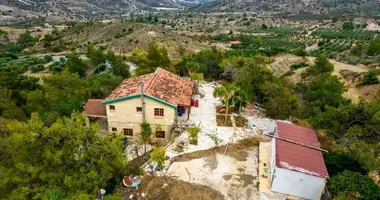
105, 97, 176, 140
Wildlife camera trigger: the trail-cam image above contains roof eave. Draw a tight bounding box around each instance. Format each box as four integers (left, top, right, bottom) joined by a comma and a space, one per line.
102, 94, 177, 109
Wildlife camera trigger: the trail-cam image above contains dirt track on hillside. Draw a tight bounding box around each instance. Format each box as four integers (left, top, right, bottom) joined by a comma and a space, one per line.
268, 54, 379, 103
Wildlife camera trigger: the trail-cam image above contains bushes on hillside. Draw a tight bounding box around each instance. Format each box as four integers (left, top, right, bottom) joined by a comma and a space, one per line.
328, 170, 380, 200
363, 70, 379, 85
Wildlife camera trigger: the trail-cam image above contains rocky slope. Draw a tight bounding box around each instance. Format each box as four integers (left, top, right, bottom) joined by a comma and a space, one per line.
0, 0, 180, 24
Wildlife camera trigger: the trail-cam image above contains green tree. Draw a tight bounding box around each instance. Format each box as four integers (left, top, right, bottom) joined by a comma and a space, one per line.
0, 113, 127, 199
140, 122, 153, 153
129, 48, 150, 76
342, 21, 354, 30
214, 83, 237, 124
147, 41, 171, 70
307, 55, 334, 75
34, 70, 91, 124
292, 47, 307, 57
297, 74, 348, 117
191, 48, 224, 80
88, 72, 123, 99
108, 54, 131, 78
350, 44, 363, 57
87, 45, 107, 66
328, 170, 380, 200
324, 152, 367, 177
363, 70, 379, 85
368, 38, 380, 56
18, 31, 38, 48
44, 55, 53, 62
150, 146, 166, 169
65, 54, 86, 77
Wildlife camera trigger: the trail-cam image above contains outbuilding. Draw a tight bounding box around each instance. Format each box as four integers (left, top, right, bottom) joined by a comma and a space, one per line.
270, 121, 329, 200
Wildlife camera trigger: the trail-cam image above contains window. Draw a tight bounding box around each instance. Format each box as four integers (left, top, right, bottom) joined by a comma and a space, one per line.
156, 131, 165, 139
111, 127, 117, 132
123, 128, 133, 136
109, 105, 115, 111
136, 107, 142, 113
154, 108, 164, 117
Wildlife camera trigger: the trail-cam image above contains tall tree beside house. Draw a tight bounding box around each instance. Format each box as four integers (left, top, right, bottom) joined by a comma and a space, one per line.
129, 48, 151, 75
140, 122, 153, 153
189, 72, 204, 95
132, 42, 171, 76
0, 113, 127, 199
213, 83, 237, 124
147, 41, 171, 71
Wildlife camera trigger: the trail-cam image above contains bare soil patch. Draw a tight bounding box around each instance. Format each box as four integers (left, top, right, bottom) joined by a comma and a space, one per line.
235, 116, 247, 127
216, 114, 232, 127
116, 175, 224, 200
173, 137, 261, 162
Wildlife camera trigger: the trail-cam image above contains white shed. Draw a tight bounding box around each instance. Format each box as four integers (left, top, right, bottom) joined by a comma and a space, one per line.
270, 121, 329, 200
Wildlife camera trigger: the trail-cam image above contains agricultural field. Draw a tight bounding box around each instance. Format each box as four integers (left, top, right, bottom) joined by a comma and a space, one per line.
311, 28, 379, 41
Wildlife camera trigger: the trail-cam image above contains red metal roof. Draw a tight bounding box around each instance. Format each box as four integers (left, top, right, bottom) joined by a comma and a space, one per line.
105, 68, 194, 106
84, 99, 106, 117
275, 121, 329, 178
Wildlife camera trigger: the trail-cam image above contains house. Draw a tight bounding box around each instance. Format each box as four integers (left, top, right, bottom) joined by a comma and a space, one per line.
84, 68, 194, 140
270, 121, 329, 200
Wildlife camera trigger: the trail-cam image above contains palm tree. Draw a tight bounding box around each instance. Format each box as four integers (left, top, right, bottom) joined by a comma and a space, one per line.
140, 122, 152, 153
214, 83, 237, 124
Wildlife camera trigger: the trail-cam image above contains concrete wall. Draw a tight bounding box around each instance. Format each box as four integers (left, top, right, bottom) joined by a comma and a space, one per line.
270, 138, 276, 181
271, 167, 326, 200
106, 97, 176, 140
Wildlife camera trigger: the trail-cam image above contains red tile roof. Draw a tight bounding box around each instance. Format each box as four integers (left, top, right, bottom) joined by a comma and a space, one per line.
84, 99, 107, 117
275, 121, 329, 178
105, 68, 194, 106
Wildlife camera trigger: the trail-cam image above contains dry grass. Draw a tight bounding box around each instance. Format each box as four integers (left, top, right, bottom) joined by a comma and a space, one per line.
116, 175, 224, 200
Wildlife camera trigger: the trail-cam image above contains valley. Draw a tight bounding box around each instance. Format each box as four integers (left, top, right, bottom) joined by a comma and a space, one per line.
1, 1, 380, 200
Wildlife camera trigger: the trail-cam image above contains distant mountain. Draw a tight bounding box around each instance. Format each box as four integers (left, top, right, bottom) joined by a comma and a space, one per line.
190, 0, 380, 18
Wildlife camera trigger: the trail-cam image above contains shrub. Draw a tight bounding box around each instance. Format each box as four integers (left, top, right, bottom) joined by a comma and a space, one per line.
44, 55, 53, 63
187, 126, 201, 145
30, 64, 45, 72
292, 47, 307, 57
368, 38, 380, 56
291, 62, 308, 69
150, 147, 166, 169
328, 170, 380, 200
363, 70, 379, 85
324, 152, 367, 177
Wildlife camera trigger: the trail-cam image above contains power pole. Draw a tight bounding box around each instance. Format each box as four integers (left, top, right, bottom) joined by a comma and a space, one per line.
139, 82, 146, 123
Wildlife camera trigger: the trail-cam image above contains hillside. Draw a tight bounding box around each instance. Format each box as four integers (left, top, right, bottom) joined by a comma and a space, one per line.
31, 21, 208, 56
191, 0, 380, 18
0, 0, 180, 24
